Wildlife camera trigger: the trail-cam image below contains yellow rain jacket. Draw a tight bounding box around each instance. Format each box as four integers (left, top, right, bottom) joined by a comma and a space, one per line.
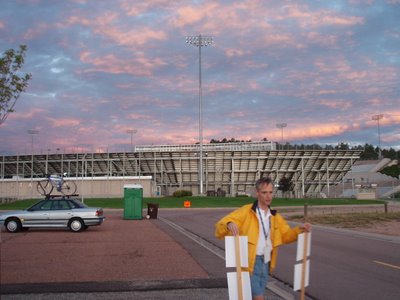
215, 201, 302, 273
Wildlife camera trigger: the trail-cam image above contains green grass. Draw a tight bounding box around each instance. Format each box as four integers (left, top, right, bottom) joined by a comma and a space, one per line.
0, 199, 39, 210
0, 196, 385, 210
289, 212, 400, 228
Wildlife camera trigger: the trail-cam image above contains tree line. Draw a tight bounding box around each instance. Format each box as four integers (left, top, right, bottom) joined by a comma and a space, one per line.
210, 138, 399, 160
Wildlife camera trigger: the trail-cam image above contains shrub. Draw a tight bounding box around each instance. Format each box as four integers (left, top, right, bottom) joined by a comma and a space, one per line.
173, 190, 193, 197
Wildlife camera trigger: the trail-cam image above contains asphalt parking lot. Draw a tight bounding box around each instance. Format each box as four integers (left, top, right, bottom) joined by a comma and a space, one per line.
0, 209, 292, 299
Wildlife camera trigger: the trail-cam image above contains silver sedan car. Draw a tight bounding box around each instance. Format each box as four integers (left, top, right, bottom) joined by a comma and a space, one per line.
0, 197, 105, 233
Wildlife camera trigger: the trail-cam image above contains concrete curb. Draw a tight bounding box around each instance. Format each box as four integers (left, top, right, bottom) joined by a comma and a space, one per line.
0, 278, 228, 295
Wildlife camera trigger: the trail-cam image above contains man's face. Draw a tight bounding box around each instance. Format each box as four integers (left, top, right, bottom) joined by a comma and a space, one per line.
256, 183, 274, 209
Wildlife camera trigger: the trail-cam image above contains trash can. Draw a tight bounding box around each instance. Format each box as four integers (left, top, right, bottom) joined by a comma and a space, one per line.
123, 184, 143, 220
146, 203, 159, 219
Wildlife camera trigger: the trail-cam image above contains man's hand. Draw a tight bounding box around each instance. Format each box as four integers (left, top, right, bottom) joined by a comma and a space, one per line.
227, 222, 239, 236
300, 223, 312, 232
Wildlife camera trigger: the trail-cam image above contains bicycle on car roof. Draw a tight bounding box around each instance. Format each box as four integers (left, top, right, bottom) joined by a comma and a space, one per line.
36, 173, 77, 196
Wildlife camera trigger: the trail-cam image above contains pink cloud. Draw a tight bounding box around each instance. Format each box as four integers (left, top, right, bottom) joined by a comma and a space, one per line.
310, 56, 398, 99
126, 113, 153, 121
228, 111, 249, 118
120, 0, 175, 17
23, 22, 51, 40
162, 131, 199, 144
94, 25, 167, 47
212, 122, 337, 143
319, 15, 364, 26
171, 4, 217, 27
129, 125, 199, 145
63, 9, 167, 49
52, 137, 78, 148
254, 114, 399, 143
7, 108, 47, 121
47, 117, 81, 128
77, 126, 100, 135
366, 98, 385, 106
344, 71, 368, 80
318, 90, 337, 95
120, 1, 148, 16
261, 34, 294, 46
384, 113, 400, 123
79, 51, 166, 76
93, 11, 119, 27
282, 4, 364, 28
63, 15, 92, 27
207, 82, 236, 94
383, 133, 400, 144
248, 82, 261, 91
289, 123, 349, 140
314, 56, 351, 73
224, 48, 246, 58
306, 32, 339, 47
170, 1, 271, 35
349, 0, 374, 5
115, 83, 135, 89
367, 112, 400, 127
318, 99, 353, 110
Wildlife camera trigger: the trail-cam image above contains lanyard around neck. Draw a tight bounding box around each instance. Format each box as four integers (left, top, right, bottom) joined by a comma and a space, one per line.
257, 207, 271, 240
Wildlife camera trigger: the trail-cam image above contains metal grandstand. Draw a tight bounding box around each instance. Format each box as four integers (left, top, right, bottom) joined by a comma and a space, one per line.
1, 141, 362, 197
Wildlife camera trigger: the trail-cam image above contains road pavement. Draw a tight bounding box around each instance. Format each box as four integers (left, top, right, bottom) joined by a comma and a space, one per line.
159, 207, 400, 300
0, 209, 300, 300
2, 205, 398, 299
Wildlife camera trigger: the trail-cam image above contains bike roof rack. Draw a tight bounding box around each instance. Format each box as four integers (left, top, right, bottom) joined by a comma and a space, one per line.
45, 194, 80, 200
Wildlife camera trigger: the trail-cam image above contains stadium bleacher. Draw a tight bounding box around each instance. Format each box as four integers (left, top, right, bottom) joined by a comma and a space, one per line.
0, 141, 364, 198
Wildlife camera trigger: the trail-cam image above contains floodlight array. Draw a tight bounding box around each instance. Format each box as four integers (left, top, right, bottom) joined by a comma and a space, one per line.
186, 35, 214, 47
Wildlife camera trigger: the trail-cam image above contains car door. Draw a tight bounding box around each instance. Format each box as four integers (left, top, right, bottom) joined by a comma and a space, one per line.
23, 200, 52, 227
48, 200, 72, 227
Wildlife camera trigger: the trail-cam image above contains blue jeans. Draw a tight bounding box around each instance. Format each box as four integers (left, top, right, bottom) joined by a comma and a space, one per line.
251, 255, 269, 297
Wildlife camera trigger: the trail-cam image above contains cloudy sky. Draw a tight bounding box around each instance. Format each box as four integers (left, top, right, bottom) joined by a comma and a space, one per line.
1, 0, 399, 155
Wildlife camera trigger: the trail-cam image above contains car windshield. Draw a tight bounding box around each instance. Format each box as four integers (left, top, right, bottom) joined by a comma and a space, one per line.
27, 200, 51, 211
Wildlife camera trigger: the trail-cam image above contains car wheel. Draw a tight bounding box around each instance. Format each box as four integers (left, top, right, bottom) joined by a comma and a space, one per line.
69, 218, 84, 232
5, 218, 22, 233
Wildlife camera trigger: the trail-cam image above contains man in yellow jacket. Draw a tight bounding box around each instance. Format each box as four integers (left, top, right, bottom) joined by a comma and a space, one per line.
215, 177, 311, 300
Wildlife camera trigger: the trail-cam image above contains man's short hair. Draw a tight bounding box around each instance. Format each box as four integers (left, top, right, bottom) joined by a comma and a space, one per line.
255, 177, 273, 191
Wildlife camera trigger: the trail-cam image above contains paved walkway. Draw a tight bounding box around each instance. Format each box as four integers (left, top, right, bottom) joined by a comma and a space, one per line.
0, 209, 300, 299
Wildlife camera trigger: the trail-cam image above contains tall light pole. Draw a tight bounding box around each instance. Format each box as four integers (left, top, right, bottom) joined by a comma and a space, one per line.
27, 129, 39, 197
276, 123, 287, 150
372, 114, 384, 159
186, 34, 213, 195
27, 129, 39, 154
126, 129, 137, 152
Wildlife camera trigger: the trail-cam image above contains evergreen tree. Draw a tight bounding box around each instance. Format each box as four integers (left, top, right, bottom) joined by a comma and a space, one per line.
278, 176, 293, 193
